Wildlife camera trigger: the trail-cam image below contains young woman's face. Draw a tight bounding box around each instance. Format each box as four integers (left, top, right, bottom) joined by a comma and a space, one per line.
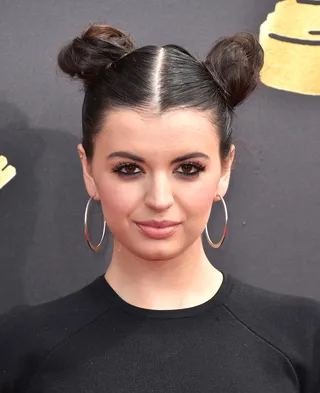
79, 108, 235, 260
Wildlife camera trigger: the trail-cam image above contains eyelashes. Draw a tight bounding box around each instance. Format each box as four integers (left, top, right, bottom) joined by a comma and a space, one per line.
112, 163, 141, 176
176, 162, 206, 177
111, 161, 206, 178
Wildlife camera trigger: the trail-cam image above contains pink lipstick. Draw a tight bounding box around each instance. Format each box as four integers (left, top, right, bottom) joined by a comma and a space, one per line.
134, 220, 180, 239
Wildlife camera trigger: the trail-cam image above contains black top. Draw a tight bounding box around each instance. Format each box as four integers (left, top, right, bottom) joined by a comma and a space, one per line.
1, 270, 320, 392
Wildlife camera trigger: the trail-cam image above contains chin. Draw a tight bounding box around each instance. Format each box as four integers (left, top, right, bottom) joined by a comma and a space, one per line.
131, 243, 183, 261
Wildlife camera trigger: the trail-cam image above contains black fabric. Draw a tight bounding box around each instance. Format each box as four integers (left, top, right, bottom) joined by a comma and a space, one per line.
1, 271, 320, 392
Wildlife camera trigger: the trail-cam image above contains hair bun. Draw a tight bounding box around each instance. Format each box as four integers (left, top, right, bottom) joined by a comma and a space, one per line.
57, 23, 135, 83
204, 32, 264, 109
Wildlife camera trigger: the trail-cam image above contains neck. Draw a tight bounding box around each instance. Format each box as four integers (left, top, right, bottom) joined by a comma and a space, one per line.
104, 237, 223, 310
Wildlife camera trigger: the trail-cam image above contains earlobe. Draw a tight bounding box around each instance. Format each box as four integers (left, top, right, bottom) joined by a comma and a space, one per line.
213, 191, 225, 206
83, 170, 100, 201
216, 170, 231, 201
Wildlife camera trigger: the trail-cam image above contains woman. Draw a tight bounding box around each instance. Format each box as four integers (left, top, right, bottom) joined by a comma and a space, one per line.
1, 23, 320, 392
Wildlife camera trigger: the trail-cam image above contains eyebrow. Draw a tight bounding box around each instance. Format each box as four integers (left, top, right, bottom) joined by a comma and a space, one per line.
107, 151, 210, 164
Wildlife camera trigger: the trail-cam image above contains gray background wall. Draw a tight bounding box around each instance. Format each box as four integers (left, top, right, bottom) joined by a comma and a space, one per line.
1, 0, 319, 314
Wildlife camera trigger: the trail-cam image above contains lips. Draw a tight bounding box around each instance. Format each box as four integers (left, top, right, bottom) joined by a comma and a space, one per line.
134, 220, 180, 239
135, 220, 180, 228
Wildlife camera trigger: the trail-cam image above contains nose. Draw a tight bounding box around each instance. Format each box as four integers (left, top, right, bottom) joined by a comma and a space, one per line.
144, 173, 174, 211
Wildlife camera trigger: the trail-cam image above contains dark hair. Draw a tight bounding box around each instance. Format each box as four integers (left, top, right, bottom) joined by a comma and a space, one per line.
57, 23, 264, 161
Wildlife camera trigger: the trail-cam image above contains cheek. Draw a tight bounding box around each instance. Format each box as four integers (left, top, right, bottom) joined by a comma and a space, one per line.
95, 178, 142, 218
177, 177, 218, 218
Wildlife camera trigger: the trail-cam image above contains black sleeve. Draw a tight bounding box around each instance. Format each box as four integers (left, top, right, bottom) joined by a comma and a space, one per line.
0, 305, 35, 393
310, 327, 320, 393
223, 277, 320, 393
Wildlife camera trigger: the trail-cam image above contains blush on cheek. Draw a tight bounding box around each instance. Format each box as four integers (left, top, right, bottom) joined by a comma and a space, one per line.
185, 180, 217, 209
182, 181, 218, 225
98, 183, 142, 223
188, 196, 213, 224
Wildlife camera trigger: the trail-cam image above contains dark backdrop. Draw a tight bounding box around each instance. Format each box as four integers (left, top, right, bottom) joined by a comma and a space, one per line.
1, 0, 319, 314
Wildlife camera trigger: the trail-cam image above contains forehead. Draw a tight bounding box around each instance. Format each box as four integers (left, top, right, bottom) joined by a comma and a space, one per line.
97, 108, 220, 157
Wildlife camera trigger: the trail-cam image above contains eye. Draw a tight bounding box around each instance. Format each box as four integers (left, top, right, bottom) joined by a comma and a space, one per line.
112, 163, 142, 176
175, 162, 206, 177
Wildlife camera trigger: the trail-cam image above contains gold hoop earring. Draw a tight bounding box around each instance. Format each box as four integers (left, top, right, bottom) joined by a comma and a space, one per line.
205, 194, 228, 249
84, 196, 107, 252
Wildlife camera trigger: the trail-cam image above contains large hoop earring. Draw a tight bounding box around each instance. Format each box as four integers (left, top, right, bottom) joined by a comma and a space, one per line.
205, 194, 228, 249
84, 196, 107, 252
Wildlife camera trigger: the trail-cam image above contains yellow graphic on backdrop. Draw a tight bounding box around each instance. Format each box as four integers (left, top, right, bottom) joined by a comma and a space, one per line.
259, 0, 320, 95
0, 155, 16, 190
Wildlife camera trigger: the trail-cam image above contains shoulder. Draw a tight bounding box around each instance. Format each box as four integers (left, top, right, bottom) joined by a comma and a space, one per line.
0, 275, 112, 354
224, 274, 320, 338
223, 274, 320, 390
0, 274, 112, 390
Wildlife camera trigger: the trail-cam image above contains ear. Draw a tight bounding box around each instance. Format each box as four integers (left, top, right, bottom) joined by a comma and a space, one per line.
77, 144, 100, 201
214, 144, 236, 202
